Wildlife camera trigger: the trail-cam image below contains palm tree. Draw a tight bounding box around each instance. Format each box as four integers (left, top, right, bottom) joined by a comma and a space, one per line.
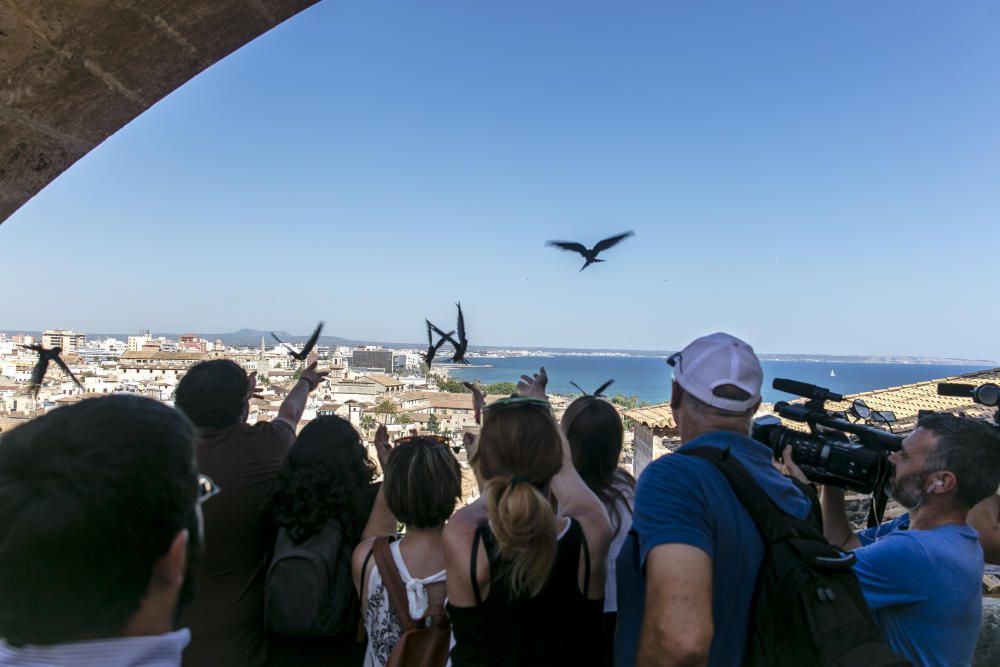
397, 412, 413, 425
360, 414, 377, 437
373, 399, 398, 425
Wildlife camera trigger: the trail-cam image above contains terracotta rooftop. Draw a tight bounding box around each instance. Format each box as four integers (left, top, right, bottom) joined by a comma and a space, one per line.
365, 374, 403, 388
624, 403, 677, 433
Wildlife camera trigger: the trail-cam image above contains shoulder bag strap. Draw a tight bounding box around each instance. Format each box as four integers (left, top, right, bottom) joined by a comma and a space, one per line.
373, 536, 418, 632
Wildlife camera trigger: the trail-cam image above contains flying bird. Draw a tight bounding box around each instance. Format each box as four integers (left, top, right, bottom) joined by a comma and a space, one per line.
20, 344, 83, 398
450, 302, 470, 364
433, 302, 471, 364
570, 379, 615, 397
422, 320, 455, 370
271, 321, 324, 361
546, 231, 635, 271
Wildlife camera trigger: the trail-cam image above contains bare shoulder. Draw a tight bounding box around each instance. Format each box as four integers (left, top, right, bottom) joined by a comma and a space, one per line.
444, 500, 487, 550
573, 504, 613, 552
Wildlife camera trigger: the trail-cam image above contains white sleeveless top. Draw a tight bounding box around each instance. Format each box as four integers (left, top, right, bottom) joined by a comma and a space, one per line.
363, 538, 448, 667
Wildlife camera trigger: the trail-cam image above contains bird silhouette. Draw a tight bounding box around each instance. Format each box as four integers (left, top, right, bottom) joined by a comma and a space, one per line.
569, 379, 615, 397
20, 344, 83, 398
433, 303, 470, 364
546, 231, 635, 271
422, 320, 455, 370
271, 321, 324, 362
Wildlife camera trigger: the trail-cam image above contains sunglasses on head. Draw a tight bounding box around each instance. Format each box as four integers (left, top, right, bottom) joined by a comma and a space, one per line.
482, 395, 552, 416
393, 434, 451, 447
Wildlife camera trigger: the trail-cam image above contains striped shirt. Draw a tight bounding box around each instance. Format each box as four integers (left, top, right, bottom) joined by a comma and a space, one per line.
0, 629, 189, 667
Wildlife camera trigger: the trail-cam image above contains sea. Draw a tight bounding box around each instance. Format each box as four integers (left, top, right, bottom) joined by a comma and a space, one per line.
448, 356, 995, 406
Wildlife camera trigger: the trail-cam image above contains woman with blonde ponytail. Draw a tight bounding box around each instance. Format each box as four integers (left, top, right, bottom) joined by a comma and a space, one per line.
445, 368, 613, 667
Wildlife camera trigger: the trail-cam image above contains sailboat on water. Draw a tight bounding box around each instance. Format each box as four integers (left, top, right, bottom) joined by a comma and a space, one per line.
830, 369, 836, 378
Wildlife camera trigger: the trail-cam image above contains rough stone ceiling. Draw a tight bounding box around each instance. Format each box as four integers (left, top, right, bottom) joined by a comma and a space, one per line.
0, 0, 319, 225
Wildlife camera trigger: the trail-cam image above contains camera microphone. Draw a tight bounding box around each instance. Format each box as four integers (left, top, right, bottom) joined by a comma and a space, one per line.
773, 378, 845, 403
937, 383, 975, 398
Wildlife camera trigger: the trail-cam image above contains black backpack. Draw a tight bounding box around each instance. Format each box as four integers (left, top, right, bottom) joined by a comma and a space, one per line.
680, 446, 911, 667
264, 520, 358, 637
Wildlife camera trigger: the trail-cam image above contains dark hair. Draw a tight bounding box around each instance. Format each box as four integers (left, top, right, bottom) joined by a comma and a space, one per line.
175, 359, 248, 429
0, 396, 198, 645
917, 413, 1000, 508
561, 396, 634, 530
384, 438, 462, 529
267, 416, 377, 544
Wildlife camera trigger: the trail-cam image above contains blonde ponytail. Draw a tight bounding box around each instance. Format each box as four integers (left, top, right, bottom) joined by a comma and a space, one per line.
485, 476, 557, 598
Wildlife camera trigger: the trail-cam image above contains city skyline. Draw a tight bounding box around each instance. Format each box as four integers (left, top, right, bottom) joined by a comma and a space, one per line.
3, 2, 999, 359
1, 327, 995, 364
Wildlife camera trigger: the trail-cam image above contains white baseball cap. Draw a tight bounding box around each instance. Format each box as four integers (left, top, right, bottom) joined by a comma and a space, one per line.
666, 332, 763, 412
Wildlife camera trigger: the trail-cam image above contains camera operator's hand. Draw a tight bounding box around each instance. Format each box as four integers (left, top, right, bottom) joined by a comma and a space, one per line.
517, 367, 549, 400
777, 445, 810, 486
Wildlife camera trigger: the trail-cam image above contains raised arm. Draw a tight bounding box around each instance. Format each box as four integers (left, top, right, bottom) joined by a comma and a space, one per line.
353, 426, 398, 595
275, 362, 327, 429
361, 426, 397, 541
969, 493, 1000, 565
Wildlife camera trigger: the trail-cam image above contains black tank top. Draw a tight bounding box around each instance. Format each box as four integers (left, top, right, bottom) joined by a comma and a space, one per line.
447, 517, 605, 667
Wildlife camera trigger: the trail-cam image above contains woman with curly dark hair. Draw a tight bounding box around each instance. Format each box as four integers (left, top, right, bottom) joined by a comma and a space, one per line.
265, 415, 379, 667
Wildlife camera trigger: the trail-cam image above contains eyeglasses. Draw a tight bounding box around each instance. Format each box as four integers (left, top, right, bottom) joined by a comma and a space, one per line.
393, 434, 451, 447
197, 474, 222, 505
482, 395, 552, 415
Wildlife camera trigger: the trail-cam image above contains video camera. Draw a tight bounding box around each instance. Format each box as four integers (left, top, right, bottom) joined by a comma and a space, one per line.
936, 382, 1000, 426
752, 379, 903, 493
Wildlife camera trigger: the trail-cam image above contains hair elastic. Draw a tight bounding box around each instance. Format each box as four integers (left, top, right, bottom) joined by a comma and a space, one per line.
509, 474, 530, 488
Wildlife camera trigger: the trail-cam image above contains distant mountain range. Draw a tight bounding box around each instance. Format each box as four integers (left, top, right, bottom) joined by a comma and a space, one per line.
3, 328, 995, 366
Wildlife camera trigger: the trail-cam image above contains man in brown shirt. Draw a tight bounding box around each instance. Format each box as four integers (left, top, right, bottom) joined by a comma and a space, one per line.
175, 359, 327, 666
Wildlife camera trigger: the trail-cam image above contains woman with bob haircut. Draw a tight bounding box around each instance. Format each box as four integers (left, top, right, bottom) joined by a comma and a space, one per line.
444, 368, 612, 666
561, 393, 636, 657
266, 415, 379, 666
352, 431, 462, 667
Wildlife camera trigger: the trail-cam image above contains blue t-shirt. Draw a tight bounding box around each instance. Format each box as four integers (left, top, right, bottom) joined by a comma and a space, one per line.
614, 431, 811, 667
854, 514, 984, 667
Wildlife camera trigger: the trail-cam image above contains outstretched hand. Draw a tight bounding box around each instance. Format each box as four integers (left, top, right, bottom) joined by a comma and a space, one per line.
299, 361, 329, 392
246, 371, 264, 401
463, 381, 486, 425
374, 424, 392, 471
517, 367, 548, 400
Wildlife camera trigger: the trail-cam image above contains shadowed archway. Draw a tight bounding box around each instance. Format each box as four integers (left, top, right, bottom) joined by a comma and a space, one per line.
0, 0, 319, 224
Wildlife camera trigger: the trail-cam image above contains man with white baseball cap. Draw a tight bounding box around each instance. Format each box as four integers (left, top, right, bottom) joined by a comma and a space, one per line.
614, 333, 812, 667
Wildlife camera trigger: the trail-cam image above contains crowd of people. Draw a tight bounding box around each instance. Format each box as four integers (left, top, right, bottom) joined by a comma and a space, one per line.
1, 332, 1000, 667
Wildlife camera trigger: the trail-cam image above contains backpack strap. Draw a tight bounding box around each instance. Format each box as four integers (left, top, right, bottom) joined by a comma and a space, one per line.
681, 446, 822, 544
373, 536, 419, 632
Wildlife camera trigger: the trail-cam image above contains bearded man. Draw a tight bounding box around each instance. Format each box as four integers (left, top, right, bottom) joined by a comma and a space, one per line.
785, 412, 1000, 666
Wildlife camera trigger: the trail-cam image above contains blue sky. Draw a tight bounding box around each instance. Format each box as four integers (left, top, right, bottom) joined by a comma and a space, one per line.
3, 1, 999, 359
